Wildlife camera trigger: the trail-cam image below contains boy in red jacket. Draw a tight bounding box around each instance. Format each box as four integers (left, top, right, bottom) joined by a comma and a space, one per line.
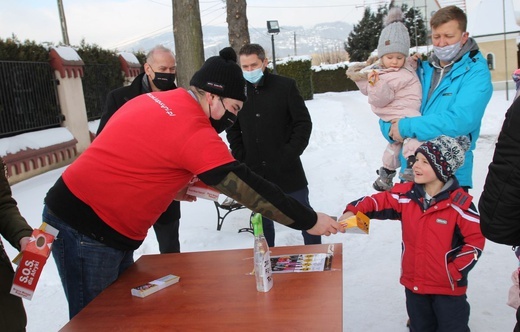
341, 135, 484, 331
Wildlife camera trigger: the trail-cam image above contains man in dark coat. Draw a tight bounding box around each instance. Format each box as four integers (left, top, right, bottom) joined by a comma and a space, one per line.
96, 45, 181, 253
479, 97, 520, 330
0, 157, 33, 330
227, 43, 321, 247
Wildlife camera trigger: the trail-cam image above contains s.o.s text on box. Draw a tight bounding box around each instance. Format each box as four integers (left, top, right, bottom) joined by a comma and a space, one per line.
10, 223, 58, 300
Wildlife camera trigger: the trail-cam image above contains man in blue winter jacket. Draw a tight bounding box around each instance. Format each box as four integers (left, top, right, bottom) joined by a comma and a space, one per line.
382, 5, 492, 190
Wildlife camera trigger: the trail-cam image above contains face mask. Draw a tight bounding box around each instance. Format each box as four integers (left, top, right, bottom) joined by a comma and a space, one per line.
209, 98, 237, 133
151, 71, 176, 91
433, 42, 462, 63
243, 68, 264, 84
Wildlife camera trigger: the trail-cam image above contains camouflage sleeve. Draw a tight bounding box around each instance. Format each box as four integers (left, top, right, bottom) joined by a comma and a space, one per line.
197, 161, 316, 231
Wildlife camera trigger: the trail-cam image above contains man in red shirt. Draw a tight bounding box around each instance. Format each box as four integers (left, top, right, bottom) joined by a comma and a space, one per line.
43, 47, 344, 320
97, 45, 181, 254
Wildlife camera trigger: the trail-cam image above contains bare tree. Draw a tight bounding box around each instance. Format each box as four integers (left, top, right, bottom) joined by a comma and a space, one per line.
173, 0, 205, 88
226, 0, 250, 56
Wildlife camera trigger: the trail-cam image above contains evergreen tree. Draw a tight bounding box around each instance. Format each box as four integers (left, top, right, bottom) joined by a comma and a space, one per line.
373, 5, 387, 46
344, 4, 428, 62
0, 35, 50, 61
134, 50, 146, 67
76, 40, 123, 120
344, 8, 379, 62
402, 4, 427, 47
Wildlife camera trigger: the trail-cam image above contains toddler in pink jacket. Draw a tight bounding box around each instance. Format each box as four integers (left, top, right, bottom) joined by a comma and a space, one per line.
347, 7, 422, 191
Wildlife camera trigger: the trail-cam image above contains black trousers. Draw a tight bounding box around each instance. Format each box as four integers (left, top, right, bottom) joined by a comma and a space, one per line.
0, 243, 26, 331
261, 187, 321, 247
152, 200, 181, 254
405, 288, 470, 332
515, 306, 520, 332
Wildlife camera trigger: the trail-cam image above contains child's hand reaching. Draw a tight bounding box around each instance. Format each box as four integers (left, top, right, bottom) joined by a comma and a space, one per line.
339, 211, 355, 222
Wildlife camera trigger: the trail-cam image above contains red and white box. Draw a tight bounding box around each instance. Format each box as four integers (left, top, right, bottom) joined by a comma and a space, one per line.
186, 178, 220, 201
10, 223, 59, 300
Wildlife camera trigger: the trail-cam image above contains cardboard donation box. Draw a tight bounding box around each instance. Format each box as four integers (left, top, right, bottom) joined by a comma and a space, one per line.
186, 179, 220, 201
11, 223, 59, 300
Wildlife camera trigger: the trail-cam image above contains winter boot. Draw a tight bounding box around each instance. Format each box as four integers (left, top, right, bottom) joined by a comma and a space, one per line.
400, 156, 416, 182
373, 167, 396, 191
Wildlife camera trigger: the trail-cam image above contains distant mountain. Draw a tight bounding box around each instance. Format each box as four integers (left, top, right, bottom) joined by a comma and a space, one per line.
118, 21, 352, 59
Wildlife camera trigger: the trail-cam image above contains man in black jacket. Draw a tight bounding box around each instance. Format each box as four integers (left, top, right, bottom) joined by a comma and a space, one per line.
0, 157, 33, 330
96, 45, 181, 253
227, 43, 320, 247
479, 97, 520, 330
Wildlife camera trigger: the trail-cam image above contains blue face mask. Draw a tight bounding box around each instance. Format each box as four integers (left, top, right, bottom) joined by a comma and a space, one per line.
243, 68, 264, 84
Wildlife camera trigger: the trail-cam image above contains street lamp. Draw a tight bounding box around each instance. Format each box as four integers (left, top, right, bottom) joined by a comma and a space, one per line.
267, 20, 280, 74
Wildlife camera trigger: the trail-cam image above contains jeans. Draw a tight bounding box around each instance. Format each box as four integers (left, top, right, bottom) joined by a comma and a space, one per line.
43, 206, 134, 319
262, 187, 322, 247
405, 288, 470, 332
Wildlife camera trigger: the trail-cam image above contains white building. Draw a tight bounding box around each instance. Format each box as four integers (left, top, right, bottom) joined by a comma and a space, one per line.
467, 0, 519, 90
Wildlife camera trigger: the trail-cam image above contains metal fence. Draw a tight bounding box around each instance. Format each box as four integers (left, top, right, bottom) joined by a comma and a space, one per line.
82, 64, 123, 121
0, 61, 62, 138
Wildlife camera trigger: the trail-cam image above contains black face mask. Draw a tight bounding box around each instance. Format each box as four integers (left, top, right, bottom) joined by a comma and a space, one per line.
209, 98, 237, 133
151, 71, 176, 91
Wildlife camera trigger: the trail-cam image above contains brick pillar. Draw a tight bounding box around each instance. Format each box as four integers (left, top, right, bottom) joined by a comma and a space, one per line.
118, 52, 142, 86
49, 46, 90, 153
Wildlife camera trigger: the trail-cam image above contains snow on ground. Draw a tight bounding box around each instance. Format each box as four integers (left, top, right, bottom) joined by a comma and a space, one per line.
5, 89, 517, 331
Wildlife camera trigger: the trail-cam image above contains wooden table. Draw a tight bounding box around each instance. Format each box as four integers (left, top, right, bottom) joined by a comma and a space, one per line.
60, 243, 343, 331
